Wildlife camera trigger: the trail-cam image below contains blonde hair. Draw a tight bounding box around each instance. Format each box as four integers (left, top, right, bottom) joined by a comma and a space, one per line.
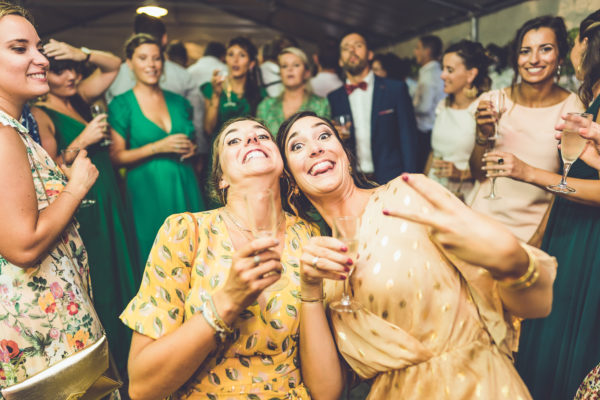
0, 1, 33, 22
278, 47, 312, 92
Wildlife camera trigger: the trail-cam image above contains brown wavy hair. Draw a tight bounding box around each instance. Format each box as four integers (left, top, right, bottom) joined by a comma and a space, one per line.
577, 10, 600, 108
276, 111, 377, 221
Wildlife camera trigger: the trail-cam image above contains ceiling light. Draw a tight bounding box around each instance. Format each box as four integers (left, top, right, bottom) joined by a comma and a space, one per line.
136, 1, 168, 18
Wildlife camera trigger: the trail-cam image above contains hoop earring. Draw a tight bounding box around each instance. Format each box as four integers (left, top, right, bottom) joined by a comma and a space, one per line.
464, 85, 477, 99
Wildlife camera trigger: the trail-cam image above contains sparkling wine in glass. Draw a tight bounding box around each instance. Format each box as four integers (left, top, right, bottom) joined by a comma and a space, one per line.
222, 72, 236, 108
547, 112, 593, 194
484, 90, 506, 200
329, 215, 362, 313
90, 104, 112, 147
245, 189, 288, 291
60, 148, 95, 208
333, 114, 352, 140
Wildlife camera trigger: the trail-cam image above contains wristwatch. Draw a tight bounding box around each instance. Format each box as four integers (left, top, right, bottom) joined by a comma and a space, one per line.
80, 47, 91, 62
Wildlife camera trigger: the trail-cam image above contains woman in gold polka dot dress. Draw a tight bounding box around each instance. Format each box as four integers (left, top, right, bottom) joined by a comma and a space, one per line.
277, 111, 557, 400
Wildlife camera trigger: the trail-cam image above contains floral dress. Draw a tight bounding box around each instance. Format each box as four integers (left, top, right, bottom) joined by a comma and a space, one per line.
0, 110, 104, 389
120, 210, 317, 399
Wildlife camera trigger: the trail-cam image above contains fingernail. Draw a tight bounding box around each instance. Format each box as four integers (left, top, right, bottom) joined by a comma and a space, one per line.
382, 209, 390, 215
401, 174, 409, 182
339, 275, 347, 280
346, 258, 353, 266
340, 245, 348, 252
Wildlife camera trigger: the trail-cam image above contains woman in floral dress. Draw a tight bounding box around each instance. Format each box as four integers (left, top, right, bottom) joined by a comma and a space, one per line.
0, 3, 102, 389
121, 118, 319, 399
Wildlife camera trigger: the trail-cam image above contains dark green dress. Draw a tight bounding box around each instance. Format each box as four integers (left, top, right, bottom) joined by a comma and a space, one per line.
516, 95, 600, 399
38, 106, 141, 374
108, 89, 205, 264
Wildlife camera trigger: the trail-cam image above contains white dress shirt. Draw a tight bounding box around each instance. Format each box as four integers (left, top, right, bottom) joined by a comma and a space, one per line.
105, 60, 208, 153
188, 55, 227, 88
260, 61, 283, 97
413, 60, 445, 132
348, 71, 375, 174
311, 71, 343, 98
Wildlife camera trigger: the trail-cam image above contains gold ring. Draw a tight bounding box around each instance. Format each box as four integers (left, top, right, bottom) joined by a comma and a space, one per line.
253, 255, 260, 266
311, 256, 319, 268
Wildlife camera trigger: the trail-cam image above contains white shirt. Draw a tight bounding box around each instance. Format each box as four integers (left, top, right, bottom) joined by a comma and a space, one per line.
187, 55, 227, 88
348, 71, 375, 174
413, 60, 445, 132
310, 71, 343, 98
260, 61, 283, 97
105, 60, 208, 153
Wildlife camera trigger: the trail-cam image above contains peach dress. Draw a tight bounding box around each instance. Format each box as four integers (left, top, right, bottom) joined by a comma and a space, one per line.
324, 177, 557, 399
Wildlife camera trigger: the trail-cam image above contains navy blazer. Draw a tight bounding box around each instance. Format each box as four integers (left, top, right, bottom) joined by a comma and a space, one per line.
328, 75, 420, 183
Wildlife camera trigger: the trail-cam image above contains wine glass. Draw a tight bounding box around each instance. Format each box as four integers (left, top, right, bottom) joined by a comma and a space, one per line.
90, 104, 112, 147
60, 148, 96, 208
222, 74, 236, 108
329, 216, 362, 313
484, 90, 506, 200
547, 112, 593, 194
333, 114, 352, 140
245, 189, 288, 291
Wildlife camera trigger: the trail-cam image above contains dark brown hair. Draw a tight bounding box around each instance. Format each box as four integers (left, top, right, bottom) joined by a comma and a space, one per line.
577, 10, 600, 108
276, 111, 376, 221
207, 116, 271, 206
443, 40, 492, 104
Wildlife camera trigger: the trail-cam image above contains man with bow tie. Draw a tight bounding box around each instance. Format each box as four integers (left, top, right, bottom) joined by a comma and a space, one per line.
328, 32, 420, 184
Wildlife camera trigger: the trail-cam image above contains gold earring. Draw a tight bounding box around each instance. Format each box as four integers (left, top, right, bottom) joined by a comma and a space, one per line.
464, 85, 477, 99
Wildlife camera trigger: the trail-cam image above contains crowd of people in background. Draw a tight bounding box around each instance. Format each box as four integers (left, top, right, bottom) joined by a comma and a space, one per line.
0, 1, 600, 399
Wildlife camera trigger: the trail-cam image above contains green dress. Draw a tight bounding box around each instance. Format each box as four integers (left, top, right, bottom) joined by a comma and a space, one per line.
516, 95, 600, 399
256, 92, 331, 137
108, 89, 205, 265
37, 105, 141, 374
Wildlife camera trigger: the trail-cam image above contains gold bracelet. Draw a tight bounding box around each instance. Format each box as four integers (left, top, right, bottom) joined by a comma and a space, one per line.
300, 294, 325, 303
497, 245, 539, 291
207, 295, 233, 335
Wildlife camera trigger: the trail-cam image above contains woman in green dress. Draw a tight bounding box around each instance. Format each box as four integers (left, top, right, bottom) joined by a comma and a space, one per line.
108, 33, 205, 267
33, 39, 140, 375
515, 10, 600, 399
257, 47, 330, 137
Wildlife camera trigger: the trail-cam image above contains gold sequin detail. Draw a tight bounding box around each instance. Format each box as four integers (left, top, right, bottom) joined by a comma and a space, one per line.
408, 268, 413, 278
429, 332, 437, 341
337, 331, 347, 341
399, 300, 407, 308
416, 290, 423, 300
457, 371, 466, 382
370, 329, 379, 337
433, 282, 441, 290
442, 304, 450, 312
425, 260, 431, 270
372, 262, 381, 275
501, 386, 509, 397
385, 279, 394, 290
358, 349, 365, 357
393, 250, 402, 261
381, 236, 389, 247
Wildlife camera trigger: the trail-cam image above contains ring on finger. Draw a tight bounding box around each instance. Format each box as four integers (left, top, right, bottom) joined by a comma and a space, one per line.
498, 158, 504, 165
253, 255, 261, 266
311, 256, 319, 268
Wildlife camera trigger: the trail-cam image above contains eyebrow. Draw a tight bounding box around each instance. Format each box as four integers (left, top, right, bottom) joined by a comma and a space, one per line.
222, 124, 269, 143
286, 121, 330, 145
520, 43, 555, 48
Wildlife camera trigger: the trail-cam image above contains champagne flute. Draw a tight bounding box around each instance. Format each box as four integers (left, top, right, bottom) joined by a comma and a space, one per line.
60, 148, 96, 208
329, 216, 362, 313
484, 90, 506, 200
90, 104, 112, 147
333, 114, 352, 140
245, 189, 288, 291
547, 112, 593, 193
222, 73, 236, 108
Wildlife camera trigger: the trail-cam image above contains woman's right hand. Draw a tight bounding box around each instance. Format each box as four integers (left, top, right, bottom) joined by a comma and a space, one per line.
219, 237, 283, 312
77, 114, 109, 148
154, 134, 194, 155
62, 150, 99, 199
475, 100, 496, 138
299, 236, 352, 296
211, 69, 225, 98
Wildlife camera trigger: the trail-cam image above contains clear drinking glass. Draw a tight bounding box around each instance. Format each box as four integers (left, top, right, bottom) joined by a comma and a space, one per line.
484, 90, 506, 200
90, 104, 112, 147
329, 215, 362, 313
222, 74, 236, 108
245, 189, 288, 291
333, 114, 352, 140
547, 112, 593, 194
60, 148, 96, 208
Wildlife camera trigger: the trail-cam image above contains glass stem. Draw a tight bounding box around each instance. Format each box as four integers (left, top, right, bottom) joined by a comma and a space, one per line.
490, 177, 497, 197
341, 278, 350, 306
560, 163, 572, 186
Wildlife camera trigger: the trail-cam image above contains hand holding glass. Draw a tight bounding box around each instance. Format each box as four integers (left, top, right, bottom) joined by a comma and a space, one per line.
484, 91, 506, 200
333, 115, 352, 140
60, 148, 96, 208
547, 112, 593, 194
329, 216, 362, 313
90, 104, 112, 147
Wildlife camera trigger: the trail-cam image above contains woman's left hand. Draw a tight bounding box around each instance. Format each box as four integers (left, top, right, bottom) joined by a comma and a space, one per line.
382, 174, 526, 279
431, 159, 462, 180
43, 39, 87, 62
482, 150, 532, 182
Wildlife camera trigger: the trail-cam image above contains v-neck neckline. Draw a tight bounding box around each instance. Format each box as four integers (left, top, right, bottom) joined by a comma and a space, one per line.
131, 90, 173, 134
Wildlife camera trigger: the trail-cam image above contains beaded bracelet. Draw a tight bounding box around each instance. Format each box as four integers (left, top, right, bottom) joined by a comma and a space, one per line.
497, 245, 539, 291
200, 296, 233, 344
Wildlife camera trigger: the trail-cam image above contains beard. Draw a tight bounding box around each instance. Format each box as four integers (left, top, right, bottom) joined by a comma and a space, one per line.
342, 56, 369, 76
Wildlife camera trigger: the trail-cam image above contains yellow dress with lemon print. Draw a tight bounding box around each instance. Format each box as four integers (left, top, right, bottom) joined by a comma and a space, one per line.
121, 210, 317, 399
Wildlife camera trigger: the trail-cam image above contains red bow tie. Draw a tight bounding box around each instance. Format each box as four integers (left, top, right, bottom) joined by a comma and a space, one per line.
344, 81, 367, 95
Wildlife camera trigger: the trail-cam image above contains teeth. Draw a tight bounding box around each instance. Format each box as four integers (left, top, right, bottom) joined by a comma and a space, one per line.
29, 73, 46, 79
245, 150, 266, 162
527, 67, 542, 73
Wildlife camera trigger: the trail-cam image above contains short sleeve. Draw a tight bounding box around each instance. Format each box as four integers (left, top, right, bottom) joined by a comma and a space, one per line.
120, 213, 196, 339
108, 94, 131, 142
200, 82, 214, 99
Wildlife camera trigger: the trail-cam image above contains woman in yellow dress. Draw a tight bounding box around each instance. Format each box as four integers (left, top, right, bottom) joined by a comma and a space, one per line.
120, 118, 317, 399
276, 111, 557, 400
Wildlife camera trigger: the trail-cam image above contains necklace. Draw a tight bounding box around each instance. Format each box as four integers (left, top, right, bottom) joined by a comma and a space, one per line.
222, 208, 285, 236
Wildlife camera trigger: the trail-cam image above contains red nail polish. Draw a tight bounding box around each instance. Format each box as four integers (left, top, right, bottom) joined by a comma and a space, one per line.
401, 174, 409, 182
340, 246, 348, 252
344, 266, 351, 272
339, 275, 346, 280
382, 209, 390, 215
346, 258, 353, 266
